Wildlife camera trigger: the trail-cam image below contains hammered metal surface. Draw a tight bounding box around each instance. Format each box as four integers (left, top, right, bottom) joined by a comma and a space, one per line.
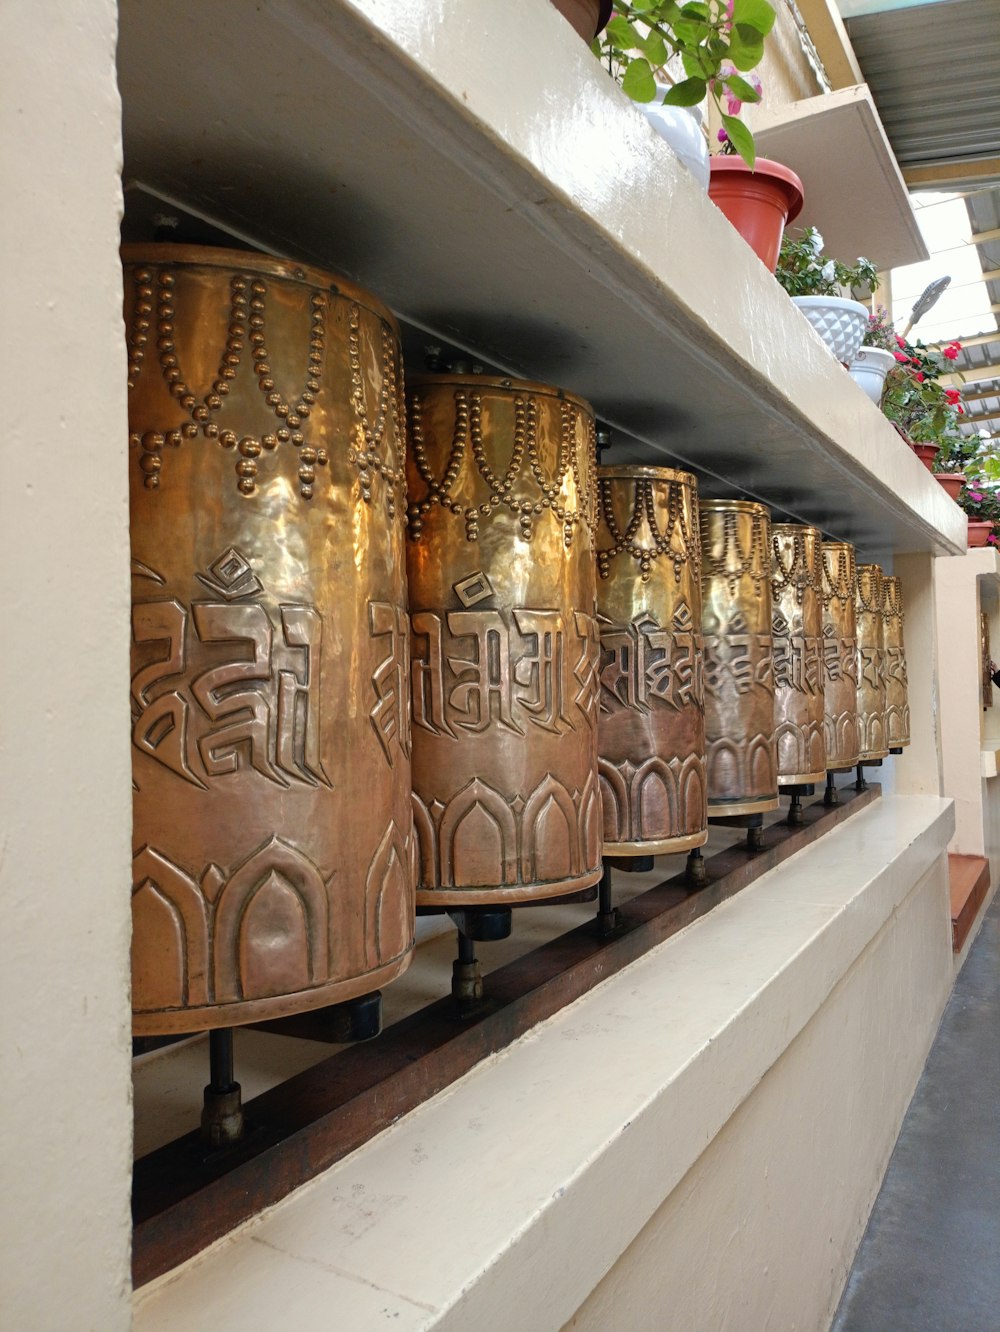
405, 374, 601, 905
125, 245, 415, 1034
771, 525, 826, 785
820, 541, 861, 770
700, 501, 779, 815
856, 563, 889, 761
595, 466, 707, 855
882, 575, 911, 748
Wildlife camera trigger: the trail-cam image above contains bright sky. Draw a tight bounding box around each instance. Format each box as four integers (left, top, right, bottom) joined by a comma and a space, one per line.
890, 193, 998, 344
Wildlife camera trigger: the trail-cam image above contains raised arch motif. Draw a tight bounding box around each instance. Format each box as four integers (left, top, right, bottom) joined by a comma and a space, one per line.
364, 820, 413, 966
439, 778, 518, 888
521, 773, 579, 882
748, 734, 777, 791
678, 754, 707, 830
411, 791, 439, 889
577, 766, 602, 870
630, 757, 677, 841
598, 758, 630, 842
213, 836, 329, 1003
131, 847, 209, 1012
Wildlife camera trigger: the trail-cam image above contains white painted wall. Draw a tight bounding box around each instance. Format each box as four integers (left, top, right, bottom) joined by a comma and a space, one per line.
0, 4, 134, 1327
564, 854, 953, 1332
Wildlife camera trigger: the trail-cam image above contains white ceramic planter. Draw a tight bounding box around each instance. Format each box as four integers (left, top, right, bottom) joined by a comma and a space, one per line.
849, 346, 897, 404
792, 296, 869, 367
640, 90, 710, 191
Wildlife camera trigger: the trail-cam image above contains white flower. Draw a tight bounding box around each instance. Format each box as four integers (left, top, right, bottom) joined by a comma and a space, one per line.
980, 428, 992, 439
821, 260, 837, 283
809, 229, 824, 255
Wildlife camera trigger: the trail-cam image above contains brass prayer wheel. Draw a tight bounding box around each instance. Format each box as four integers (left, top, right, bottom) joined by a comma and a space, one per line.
856, 563, 889, 761
882, 575, 910, 748
405, 373, 602, 905
771, 524, 826, 785
700, 500, 779, 816
820, 541, 860, 770
125, 245, 415, 1034
595, 466, 707, 855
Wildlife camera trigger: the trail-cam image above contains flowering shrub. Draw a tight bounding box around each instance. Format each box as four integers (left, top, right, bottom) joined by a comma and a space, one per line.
958, 483, 1000, 528
774, 227, 879, 299
881, 333, 965, 456
596, 0, 775, 167
862, 306, 899, 351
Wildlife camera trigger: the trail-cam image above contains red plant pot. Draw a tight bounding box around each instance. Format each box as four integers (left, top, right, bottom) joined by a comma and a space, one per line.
708, 158, 804, 272
967, 520, 993, 548
936, 472, 966, 501
550, 0, 612, 38
910, 442, 940, 472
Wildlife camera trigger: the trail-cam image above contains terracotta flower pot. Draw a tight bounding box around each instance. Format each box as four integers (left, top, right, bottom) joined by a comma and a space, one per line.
967, 520, 993, 548
550, 0, 612, 39
708, 157, 804, 272
935, 472, 965, 501
910, 442, 940, 472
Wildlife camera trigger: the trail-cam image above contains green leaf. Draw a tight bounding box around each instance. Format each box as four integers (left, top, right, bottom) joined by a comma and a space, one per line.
722, 73, 761, 103
661, 76, 708, 105
605, 15, 637, 46
681, 50, 704, 78
726, 26, 765, 70
643, 29, 669, 66
731, 0, 776, 35
721, 112, 755, 168
678, 1, 711, 18
622, 57, 658, 101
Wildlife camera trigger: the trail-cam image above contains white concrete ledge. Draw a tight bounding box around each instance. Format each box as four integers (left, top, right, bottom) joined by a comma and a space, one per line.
135, 794, 954, 1330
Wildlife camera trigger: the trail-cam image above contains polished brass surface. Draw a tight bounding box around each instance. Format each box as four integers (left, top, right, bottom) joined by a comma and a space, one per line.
820, 542, 861, 771
125, 245, 415, 1034
856, 563, 889, 761
405, 374, 601, 905
595, 466, 707, 855
882, 575, 911, 747
771, 524, 826, 785
700, 500, 779, 815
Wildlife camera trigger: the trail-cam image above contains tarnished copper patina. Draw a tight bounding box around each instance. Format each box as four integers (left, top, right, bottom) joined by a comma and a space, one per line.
820, 541, 860, 770
595, 466, 707, 855
700, 500, 779, 816
882, 575, 911, 747
771, 524, 826, 785
856, 563, 889, 761
405, 374, 602, 905
125, 246, 415, 1034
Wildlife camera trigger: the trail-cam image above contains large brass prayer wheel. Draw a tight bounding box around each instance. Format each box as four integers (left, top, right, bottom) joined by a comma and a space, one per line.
856, 563, 889, 761
125, 246, 415, 1034
820, 542, 861, 770
405, 374, 602, 904
771, 524, 826, 785
883, 575, 911, 748
595, 466, 707, 854
700, 500, 779, 815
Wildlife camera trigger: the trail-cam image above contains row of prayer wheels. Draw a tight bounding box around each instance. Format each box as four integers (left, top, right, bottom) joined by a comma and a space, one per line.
125, 246, 909, 1036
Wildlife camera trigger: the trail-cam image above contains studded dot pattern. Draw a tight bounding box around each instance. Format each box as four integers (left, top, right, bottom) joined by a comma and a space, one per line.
596, 475, 700, 585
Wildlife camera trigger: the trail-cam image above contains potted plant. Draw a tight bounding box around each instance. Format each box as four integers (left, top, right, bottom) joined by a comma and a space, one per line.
881, 334, 965, 470
849, 307, 900, 405
596, 2, 799, 254
958, 483, 1000, 548
553, 0, 613, 41
774, 228, 878, 366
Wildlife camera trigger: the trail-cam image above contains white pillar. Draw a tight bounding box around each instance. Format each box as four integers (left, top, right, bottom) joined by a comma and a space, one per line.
0, 4, 133, 1326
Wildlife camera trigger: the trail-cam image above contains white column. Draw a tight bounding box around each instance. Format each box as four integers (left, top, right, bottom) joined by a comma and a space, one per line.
0, 4, 133, 1326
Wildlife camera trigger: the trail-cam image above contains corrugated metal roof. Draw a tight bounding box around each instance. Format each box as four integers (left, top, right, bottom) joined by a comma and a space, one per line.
845, 0, 1000, 175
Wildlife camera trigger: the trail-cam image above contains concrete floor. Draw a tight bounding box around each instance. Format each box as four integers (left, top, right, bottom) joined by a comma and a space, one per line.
832, 893, 1000, 1332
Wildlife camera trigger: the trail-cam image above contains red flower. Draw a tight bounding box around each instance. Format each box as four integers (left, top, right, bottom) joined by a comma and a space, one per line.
945, 388, 962, 404
959, 405, 965, 414
914, 371, 925, 382
894, 351, 909, 363
895, 335, 906, 348
943, 342, 961, 360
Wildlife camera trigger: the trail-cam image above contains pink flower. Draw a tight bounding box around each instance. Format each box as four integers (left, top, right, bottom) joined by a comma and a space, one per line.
894, 351, 909, 363
895, 335, 907, 349
717, 127, 729, 143
990, 535, 999, 547
969, 490, 984, 502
